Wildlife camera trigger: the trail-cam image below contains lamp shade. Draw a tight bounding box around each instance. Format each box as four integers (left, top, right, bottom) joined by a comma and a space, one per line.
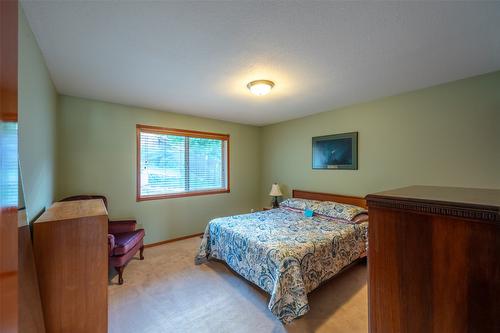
269, 183, 282, 197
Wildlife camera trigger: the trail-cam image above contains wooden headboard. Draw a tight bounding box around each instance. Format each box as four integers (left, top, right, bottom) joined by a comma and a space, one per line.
292, 189, 367, 209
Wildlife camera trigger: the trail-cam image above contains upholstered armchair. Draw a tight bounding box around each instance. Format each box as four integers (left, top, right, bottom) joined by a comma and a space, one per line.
60, 195, 145, 284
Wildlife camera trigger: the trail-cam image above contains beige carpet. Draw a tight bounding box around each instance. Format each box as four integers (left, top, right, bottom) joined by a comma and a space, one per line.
108, 236, 368, 333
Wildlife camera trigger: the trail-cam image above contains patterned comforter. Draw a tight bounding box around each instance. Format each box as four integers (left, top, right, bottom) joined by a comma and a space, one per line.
195, 208, 368, 323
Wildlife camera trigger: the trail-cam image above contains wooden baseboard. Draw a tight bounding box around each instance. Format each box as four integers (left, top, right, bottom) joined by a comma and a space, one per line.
144, 233, 203, 248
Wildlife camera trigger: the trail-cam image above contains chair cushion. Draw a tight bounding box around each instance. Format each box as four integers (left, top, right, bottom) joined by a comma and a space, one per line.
112, 229, 145, 256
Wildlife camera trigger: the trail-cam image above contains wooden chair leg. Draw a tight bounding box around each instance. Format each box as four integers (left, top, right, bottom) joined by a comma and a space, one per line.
115, 266, 124, 285
139, 246, 144, 260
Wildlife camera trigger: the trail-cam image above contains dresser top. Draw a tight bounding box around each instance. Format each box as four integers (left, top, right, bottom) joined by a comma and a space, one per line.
36, 199, 108, 224
366, 186, 500, 223
366, 186, 500, 208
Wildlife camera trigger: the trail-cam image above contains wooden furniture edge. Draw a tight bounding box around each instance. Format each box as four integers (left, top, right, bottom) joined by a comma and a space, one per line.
33, 200, 108, 332
293, 189, 367, 209
365, 194, 500, 224
144, 232, 204, 248
18, 224, 46, 332
0, 1, 19, 330
35, 199, 108, 224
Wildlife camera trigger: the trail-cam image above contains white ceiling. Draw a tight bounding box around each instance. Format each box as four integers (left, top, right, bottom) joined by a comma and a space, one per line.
22, 1, 500, 126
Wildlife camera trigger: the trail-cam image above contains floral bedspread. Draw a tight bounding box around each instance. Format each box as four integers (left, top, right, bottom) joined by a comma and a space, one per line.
195, 208, 368, 323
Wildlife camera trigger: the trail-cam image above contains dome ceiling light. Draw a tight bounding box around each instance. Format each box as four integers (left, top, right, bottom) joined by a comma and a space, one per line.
247, 80, 275, 96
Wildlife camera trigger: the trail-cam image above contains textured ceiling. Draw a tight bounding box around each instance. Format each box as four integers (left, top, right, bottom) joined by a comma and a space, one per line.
22, 1, 500, 126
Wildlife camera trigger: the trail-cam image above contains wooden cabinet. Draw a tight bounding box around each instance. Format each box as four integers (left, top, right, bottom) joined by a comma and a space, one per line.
0, 0, 19, 331
34, 199, 108, 333
366, 186, 500, 333
19, 211, 45, 333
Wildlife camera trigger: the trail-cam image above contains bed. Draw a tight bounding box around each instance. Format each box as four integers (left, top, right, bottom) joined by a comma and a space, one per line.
195, 190, 368, 323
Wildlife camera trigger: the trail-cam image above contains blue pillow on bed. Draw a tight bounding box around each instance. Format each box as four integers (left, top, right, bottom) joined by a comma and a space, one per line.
304, 209, 314, 217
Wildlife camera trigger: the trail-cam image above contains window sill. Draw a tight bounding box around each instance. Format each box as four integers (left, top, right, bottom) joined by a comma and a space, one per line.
136, 188, 230, 202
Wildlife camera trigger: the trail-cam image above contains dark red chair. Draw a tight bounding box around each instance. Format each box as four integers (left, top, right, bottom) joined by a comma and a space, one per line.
60, 195, 145, 284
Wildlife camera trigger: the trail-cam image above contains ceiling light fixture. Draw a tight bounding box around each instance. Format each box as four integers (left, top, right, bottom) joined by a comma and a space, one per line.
247, 80, 275, 96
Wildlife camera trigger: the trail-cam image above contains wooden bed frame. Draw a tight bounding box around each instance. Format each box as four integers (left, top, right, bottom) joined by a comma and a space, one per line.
292, 189, 367, 209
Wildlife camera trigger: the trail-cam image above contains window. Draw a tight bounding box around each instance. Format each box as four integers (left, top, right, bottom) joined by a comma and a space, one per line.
0, 122, 18, 207
136, 125, 229, 201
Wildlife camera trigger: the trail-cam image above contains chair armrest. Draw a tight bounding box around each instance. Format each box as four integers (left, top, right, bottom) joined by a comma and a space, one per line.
108, 220, 137, 234
108, 234, 115, 256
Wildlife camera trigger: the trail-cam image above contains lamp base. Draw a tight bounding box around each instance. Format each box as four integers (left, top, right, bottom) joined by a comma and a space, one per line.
272, 196, 279, 208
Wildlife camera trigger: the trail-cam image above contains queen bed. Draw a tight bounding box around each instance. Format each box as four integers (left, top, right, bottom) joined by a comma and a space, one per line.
195, 190, 368, 323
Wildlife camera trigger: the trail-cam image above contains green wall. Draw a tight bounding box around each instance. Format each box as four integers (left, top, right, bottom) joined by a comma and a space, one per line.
260, 71, 500, 205
18, 6, 58, 221
57, 96, 261, 244
56, 73, 499, 244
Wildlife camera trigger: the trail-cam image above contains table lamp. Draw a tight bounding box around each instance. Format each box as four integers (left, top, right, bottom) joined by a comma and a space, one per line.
269, 183, 282, 208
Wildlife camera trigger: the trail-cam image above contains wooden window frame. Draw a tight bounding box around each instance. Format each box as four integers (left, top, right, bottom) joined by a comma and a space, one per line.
136, 124, 230, 201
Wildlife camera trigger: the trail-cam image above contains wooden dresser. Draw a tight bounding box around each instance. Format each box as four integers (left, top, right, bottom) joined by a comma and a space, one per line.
34, 199, 108, 333
366, 186, 500, 333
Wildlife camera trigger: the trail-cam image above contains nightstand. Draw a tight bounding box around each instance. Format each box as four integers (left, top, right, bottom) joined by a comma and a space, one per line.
263, 207, 273, 211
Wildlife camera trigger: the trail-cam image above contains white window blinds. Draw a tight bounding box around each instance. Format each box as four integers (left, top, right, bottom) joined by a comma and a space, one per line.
0, 122, 18, 207
137, 125, 229, 200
